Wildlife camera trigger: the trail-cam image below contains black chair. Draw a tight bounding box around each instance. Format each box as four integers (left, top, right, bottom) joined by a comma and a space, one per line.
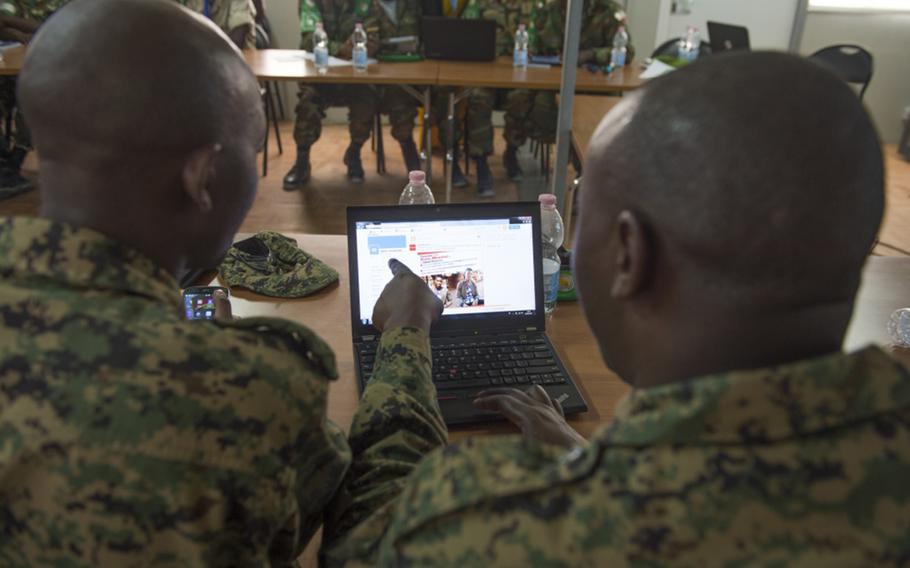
651, 37, 713, 60
809, 44, 873, 100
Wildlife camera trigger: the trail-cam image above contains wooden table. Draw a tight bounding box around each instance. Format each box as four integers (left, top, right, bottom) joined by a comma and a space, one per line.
571, 94, 622, 160
435, 57, 643, 93
243, 49, 439, 86
214, 234, 910, 441
0, 45, 26, 76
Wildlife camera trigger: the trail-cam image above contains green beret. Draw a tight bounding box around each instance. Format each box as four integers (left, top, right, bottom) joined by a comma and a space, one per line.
218, 231, 339, 298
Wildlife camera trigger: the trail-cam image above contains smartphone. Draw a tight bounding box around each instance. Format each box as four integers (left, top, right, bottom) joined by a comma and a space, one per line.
182, 286, 229, 321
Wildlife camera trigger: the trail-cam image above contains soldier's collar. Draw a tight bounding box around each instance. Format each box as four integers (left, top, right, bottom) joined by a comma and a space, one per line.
595, 346, 910, 447
0, 216, 180, 310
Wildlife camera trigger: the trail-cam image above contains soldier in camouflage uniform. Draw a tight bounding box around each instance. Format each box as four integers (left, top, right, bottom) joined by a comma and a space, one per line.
283, 0, 380, 188
319, 53, 910, 566
175, 0, 256, 48
428, 0, 527, 196
285, 0, 423, 188
0, 1, 441, 564
462, 0, 529, 195
502, 0, 631, 180
0, 0, 69, 199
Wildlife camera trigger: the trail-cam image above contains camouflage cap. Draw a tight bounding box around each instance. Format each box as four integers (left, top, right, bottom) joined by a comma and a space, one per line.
219, 231, 339, 298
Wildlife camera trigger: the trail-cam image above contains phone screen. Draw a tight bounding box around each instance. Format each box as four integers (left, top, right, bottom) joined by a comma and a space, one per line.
182, 287, 228, 320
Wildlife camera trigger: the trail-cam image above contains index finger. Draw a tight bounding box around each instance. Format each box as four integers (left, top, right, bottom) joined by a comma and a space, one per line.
388, 258, 414, 277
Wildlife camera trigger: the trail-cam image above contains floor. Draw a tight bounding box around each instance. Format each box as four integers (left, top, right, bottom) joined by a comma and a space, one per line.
1, 121, 908, 257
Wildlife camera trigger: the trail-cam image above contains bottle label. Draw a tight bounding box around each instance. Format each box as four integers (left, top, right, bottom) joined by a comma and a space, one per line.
610, 48, 626, 68
315, 48, 329, 67
353, 49, 367, 68
514, 49, 528, 67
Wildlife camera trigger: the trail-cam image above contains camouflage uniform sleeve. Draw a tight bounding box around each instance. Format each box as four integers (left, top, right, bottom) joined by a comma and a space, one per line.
299, 0, 322, 50
321, 326, 447, 564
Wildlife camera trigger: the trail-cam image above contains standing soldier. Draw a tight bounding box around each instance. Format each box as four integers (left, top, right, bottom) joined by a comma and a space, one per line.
176, 0, 257, 48
502, 0, 632, 180
284, 0, 379, 188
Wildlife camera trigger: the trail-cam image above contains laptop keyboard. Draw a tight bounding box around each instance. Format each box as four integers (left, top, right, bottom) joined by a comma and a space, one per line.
357, 336, 568, 392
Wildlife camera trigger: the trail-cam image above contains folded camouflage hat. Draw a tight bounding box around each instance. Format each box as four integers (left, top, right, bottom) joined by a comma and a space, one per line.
219, 231, 339, 298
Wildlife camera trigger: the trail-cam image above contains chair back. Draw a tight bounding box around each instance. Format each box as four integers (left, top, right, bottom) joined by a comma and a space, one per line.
810, 44, 874, 100
651, 37, 713, 60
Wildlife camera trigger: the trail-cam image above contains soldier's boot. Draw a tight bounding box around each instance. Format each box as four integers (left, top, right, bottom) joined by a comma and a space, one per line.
451, 152, 468, 188
399, 139, 422, 173
344, 143, 365, 184
474, 155, 494, 198
282, 147, 311, 190
503, 144, 523, 182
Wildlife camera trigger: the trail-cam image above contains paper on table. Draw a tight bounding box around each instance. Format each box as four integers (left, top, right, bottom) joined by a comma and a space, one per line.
639, 59, 675, 80
275, 51, 378, 68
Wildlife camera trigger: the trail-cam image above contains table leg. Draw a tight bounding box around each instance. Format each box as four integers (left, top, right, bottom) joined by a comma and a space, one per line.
446, 91, 455, 203
398, 85, 434, 185
423, 87, 432, 185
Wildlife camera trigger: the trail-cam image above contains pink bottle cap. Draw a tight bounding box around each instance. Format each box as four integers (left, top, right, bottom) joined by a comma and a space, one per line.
409, 170, 426, 184
538, 193, 557, 207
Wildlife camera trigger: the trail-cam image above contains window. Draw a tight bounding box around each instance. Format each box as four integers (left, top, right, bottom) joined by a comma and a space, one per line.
809, 0, 910, 11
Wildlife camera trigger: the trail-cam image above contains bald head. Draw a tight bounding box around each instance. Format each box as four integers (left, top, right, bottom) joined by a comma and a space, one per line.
20, 0, 266, 276
586, 52, 882, 299
19, 0, 262, 159
576, 52, 884, 386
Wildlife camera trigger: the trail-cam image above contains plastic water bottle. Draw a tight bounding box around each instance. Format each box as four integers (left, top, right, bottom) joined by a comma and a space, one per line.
610, 25, 629, 68
889, 308, 910, 347
513, 24, 529, 68
539, 194, 564, 316
352, 22, 368, 71
678, 25, 700, 63
399, 170, 435, 204
314, 22, 329, 73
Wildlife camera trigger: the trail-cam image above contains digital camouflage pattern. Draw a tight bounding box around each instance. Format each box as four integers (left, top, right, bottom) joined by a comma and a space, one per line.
219, 230, 339, 298
503, 0, 632, 145
0, 216, 353, 566
322, 346, 910, 565
175, 0, 256, 48
0, 0, 68, 20
322, 326, 447, 564
293, 0, 418, 148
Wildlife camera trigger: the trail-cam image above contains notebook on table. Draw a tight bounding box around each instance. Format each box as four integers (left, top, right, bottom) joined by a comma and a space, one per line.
347, 202, 588, 426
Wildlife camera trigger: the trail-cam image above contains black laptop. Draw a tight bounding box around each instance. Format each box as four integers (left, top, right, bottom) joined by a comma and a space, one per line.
347, 203, 588, 426
421, 17, 496, 61
707, 21, 751, 53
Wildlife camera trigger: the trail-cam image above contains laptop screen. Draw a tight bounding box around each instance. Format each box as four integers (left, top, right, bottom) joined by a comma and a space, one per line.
347, 203, 545, 337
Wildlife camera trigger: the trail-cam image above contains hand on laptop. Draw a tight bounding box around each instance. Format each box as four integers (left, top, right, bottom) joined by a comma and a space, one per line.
372, 259, 443, 333
473, 385, 586, 448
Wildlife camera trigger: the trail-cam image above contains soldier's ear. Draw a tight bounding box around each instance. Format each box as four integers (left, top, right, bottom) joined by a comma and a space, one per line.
181, 143, 222, 213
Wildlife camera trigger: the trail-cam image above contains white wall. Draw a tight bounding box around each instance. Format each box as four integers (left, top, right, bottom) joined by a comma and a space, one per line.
800, 11, 910, 143
663, 0, 797, 49
263, 0, 301, 116
626, 0, 664, 53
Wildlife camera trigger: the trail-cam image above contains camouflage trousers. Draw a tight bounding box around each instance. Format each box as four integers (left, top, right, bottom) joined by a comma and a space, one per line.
431, 87, 558, 156
0, 77, 31, 151
504, 89, 558, 146
293, 83, 418, 149
431, 87, 496, 158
